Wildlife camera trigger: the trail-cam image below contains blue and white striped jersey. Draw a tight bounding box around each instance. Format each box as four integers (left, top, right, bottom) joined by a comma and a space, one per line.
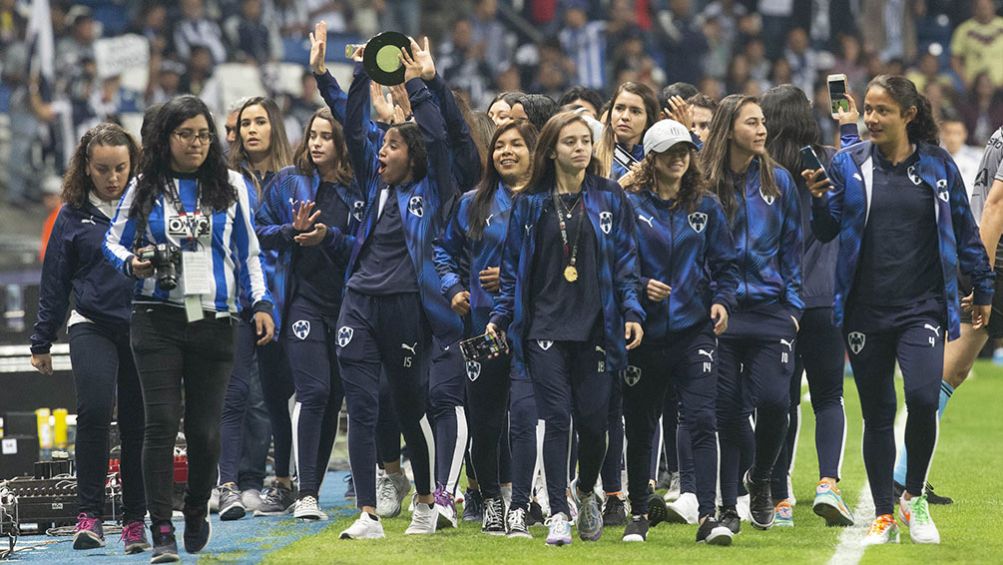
103, 170, 272, 314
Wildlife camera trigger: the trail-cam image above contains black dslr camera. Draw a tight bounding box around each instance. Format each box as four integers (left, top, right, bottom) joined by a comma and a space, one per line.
137, 243, 182, 291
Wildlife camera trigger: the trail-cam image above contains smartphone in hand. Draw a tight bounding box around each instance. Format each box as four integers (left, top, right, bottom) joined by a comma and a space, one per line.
827, 74, 849, 118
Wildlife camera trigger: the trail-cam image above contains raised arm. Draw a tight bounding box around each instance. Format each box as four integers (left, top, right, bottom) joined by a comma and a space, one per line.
400, 41, 456, 211
345, 55, 380, 186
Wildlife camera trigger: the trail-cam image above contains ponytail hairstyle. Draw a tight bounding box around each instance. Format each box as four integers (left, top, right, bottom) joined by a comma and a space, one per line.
228, 96, 294, 199
130, 95, 234, 218
760, 84, 821, 192
468, 111, 497, 180
526, 111, 597, 194
866, 74, 939, 145
700, 94, 779, 221
594, 81, 659, 178
292, 107, 353, 185
62, 123, 140, 209
468, 120, 539, 239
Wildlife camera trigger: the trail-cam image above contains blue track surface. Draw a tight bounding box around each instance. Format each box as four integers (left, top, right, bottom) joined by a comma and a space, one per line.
6, 471, 354, 564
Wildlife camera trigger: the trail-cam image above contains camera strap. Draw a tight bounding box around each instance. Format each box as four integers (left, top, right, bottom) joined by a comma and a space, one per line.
166, 180, 211, 251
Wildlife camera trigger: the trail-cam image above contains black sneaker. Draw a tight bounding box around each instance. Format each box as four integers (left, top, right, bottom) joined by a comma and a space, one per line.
718, 506, 741, 535
647, 491, 668, 527
622, 515, 649, 542
463, 488, 484, 522
182, 504, 212, 553
743, 470, 774, 530
481, 497, 506, 535
602, 495, 627, 527
696, 516, 734, 546
254, 480, 297, 516
896, 481, 953, 505
149, 522, 179, 564
528, 500, 545, 527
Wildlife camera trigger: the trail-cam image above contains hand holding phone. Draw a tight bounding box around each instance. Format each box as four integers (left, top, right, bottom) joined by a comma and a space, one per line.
460, 331, 509, 362
827, 74, 849, 118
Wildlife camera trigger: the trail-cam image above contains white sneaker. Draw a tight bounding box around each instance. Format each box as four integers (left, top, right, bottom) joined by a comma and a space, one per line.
545, 512, 572, 546
737, 494, 751, 522
293, 496, 328, 520
664, 492, 699, 524
340, 512, 385, 539
376, 472, 411, 518
241, 489, 263, 513
862, 514, 900, 546
899, 494, 940, 544
405, 500, 438, 535
663, 472, 681, 502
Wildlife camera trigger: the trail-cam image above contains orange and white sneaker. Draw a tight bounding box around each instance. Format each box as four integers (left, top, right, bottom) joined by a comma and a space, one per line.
861, 514, 900, 546
899, 494, 940, 544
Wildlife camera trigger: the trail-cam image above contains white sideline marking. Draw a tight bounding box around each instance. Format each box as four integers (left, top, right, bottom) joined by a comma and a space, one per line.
828, 407, 908, 565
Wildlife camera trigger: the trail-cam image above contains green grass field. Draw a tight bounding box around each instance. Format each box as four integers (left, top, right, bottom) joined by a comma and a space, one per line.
260, 361, 1003, 565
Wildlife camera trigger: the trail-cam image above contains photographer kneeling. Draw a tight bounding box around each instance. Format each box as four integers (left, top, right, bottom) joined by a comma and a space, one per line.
104, 95, 274, 563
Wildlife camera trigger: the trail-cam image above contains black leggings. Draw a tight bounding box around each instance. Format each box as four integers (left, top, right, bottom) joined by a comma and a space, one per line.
69, 322, 146, 522
130, 305, 235, 523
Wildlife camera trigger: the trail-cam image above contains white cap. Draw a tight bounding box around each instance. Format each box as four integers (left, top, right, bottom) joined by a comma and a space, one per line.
643, 119, 696, 156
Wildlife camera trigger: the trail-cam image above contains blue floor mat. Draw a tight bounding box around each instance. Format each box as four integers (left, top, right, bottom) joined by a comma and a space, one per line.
6, 470, 354, 564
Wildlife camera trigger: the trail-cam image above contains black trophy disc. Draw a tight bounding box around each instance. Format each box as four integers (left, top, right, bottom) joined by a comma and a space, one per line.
363, 31, 412, 85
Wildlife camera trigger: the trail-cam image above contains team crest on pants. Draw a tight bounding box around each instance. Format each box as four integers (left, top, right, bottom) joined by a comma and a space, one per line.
847, 331, 865, 355
599, 211, 613, 234
622, 365, 641, 387
291, 320, 311, 340
466, 360, 482, 382
688, 212, 707, 233
337, 326, 354, 348
408, 195, 424, 217
536, 340, 553, 351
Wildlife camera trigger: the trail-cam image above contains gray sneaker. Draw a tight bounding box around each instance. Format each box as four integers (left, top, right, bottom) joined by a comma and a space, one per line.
575, 490, 603, 541
218, 484, 246, 521
376, 472, 412, 518
253, 480, 297, 516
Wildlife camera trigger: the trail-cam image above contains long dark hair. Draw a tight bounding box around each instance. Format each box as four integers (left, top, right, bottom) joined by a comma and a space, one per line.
292, 107, 352, 185
387, 121, 427, 182
620, 147, 707, 213
760, 84, 821, 190
62, 123, 140, 209
701, 94, 780, 220
228, 96, 293, 199
595, 82, 659, 178
526, 111, 597, 194
867, 74, 939, 145
129, 95, 234, 217
468, 120, 539, 239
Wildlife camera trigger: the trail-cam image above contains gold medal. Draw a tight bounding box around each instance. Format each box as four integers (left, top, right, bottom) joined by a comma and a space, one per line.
564, 265, 578, 283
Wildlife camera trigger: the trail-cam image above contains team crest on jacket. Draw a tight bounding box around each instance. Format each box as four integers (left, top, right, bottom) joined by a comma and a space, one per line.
907, 165, 923, 186
847, 331, 865, 355
688, 212, 708, 233
759, 189, 775, 206
337, 326, 354, 348
466, 360, 482, 382
292, 320, 311, 340
408, 195, 424, 217
536, 340, 553, 351
622, 365, 641, 387
599, 211, 613, 234
936, 179, 948, 202
353, 200, 365, 222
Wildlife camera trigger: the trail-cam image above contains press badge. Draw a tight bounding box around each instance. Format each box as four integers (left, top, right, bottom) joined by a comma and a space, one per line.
182, 251, 211, 322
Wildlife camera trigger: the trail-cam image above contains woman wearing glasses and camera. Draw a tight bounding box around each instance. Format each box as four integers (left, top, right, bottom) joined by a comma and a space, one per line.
104, 95, 274, 564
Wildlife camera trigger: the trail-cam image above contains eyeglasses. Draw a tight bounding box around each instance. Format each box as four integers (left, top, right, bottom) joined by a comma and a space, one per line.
173, 129, 213, 144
